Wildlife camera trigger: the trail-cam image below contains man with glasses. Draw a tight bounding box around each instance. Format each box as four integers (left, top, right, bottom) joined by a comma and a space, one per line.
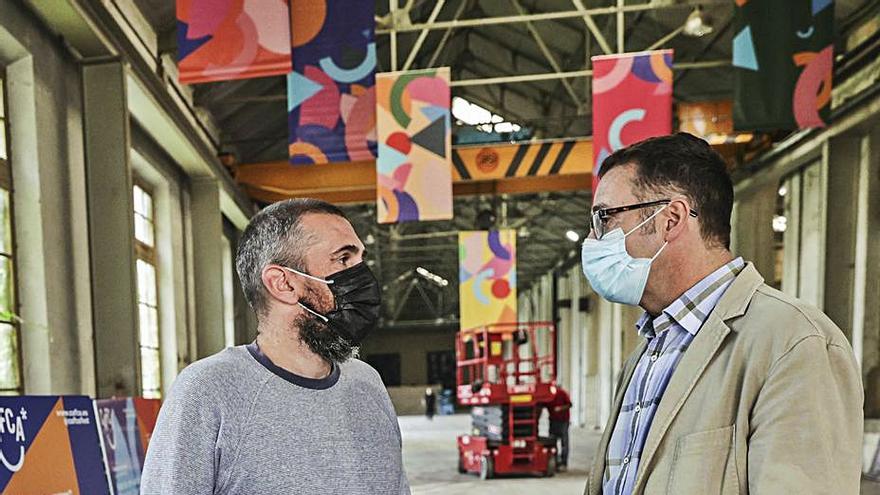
581, 133, 862, 494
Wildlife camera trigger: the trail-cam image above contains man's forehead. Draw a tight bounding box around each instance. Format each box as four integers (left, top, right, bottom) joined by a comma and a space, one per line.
593, 165, 638, 211
300, 213, 363, 249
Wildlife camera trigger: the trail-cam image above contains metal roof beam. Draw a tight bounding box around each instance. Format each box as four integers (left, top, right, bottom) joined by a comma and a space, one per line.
509, 0, 581, 107
427, 0, 471, 67
402, 0, 448, 71
450, 59, 730, 87
389, 0, 399, 70
467, 31, 563, 78
376, 1, 728, 34
570, 0, 613, 55
675, 18, 734, 85
462, 52, 561, 98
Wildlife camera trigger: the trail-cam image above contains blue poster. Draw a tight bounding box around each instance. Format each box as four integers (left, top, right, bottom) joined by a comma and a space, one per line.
0, 396, 110, 494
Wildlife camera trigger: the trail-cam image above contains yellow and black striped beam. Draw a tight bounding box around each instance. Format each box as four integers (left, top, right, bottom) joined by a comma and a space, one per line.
236, 138, 592, 205
452, 138, 591, 181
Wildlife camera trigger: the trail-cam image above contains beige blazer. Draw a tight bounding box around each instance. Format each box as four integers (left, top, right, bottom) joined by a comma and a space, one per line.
585, 263, 864, 495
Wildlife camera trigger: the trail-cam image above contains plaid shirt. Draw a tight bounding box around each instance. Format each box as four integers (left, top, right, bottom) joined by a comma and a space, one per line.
602, 257, 745, 495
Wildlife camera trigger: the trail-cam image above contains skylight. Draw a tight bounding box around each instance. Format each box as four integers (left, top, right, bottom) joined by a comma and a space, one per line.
451, 96, 522, 133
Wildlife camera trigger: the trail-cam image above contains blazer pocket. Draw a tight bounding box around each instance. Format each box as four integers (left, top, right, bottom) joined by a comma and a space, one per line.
667, 425, 738, 495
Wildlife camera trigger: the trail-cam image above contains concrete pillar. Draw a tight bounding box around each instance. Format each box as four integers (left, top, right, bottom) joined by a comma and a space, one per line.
569, 266, 584, 426
852, 136, 880, 372
82, 61, 139, 398
221, 223, 257, 346
597, 298, 614, 427
586, 294, 601, 429
781, 173, 801, 296
190, 178, 225, 358
797, 154, 828, 309
824, 135, 862, 338
541, 274, 552, 321
556, 273, 572, 392
732, 182, 778, 282
862, 128, 880, 418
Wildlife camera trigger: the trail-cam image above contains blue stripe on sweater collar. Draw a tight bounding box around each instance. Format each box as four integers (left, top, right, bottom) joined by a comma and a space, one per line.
246, 342, 340, 390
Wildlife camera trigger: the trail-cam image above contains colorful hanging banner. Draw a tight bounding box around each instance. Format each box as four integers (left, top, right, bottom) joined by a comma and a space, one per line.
591, 50, 673, 192
733, 0, 834, 130
176, 0, 293, 84
96, 398, 161, 495
0, 396, 110, 494
459, 230, 517, 330
376, 68, 453, 224
287, 0, 377, 164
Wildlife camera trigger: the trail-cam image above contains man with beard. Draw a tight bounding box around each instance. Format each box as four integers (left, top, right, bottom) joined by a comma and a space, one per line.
141, 199, 410, 495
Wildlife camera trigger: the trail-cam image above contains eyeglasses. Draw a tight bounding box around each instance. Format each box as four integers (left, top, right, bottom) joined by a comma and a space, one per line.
589, 199, 699, 239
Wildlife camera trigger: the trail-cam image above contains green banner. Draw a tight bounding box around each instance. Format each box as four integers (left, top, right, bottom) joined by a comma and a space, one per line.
733, 0, 834, 130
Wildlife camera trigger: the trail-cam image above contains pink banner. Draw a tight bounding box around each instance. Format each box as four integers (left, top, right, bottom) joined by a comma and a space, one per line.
177, 0, 292, 84
591, 50, 673, 192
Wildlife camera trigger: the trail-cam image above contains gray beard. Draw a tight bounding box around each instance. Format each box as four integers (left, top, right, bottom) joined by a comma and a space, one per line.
293, 314, 357, 364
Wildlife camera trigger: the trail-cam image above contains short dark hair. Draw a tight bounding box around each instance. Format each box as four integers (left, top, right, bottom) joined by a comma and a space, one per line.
235, 198, 348, 317
598, 133, 733, 249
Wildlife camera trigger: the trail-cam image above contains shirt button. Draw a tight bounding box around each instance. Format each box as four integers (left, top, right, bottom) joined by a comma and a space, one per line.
623, 456, 630, 465
634, 404, 641, 413
650, 353, 659, 362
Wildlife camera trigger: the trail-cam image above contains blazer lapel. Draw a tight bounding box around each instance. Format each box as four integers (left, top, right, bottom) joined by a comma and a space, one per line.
588, 340, 647, 495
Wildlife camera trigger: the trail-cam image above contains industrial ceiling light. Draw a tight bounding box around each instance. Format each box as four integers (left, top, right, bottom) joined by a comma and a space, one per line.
565, 230, 581, 242
683, 6, 713, 37
772, 215, 788, 233
416, 266, 449, 287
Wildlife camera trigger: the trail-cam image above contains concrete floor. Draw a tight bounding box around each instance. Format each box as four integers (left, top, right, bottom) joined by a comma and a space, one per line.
400, 414, 880, 495
401, 414, 598, 494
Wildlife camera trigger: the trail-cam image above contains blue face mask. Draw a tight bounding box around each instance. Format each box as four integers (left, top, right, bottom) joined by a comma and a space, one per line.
580, 205, 669, 306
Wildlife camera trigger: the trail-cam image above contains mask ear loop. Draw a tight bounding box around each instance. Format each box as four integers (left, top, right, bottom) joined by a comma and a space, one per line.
623, 203, 669, 238
650, 241, 668, 261
280, 266, 336, 285
298, 302, 330, 322
623, 204, 670, 261
279, 266, 334, 321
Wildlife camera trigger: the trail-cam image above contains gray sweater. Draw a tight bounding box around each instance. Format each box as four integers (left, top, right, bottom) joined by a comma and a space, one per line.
141, 344, 410, 494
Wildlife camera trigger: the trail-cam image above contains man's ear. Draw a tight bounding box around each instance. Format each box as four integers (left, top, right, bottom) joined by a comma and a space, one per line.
261, 266, 302, 308
663, 199, 691, 242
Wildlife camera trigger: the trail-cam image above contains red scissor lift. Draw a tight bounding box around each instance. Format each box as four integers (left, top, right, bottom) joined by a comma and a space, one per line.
455, 322, 558, 479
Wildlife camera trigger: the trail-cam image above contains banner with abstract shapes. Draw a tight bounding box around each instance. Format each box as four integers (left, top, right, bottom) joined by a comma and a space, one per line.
287, 0, 377, 164
376, 68, 453, 224
733, 0, 833, 130
177, 0, 292, 84
459, 230, 517, 330
96, 398, 161, 495
0, 396, 110, 494
591, 50, 673, 193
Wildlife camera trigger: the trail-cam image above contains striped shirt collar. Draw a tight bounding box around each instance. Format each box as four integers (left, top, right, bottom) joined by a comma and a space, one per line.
637, 257, 746, 339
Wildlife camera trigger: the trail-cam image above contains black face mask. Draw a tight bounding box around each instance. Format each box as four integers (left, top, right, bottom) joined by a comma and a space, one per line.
283, 262, 381, 344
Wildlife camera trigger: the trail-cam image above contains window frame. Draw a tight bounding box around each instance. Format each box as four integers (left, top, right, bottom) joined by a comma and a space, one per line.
132, 177, 162, 398
0, 68, 24, 394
